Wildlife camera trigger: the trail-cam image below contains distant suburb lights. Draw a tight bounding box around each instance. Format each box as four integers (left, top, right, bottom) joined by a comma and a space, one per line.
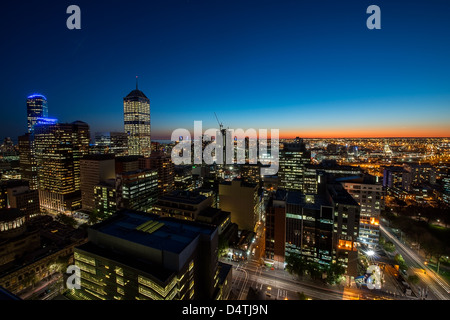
65, 4, 382, 31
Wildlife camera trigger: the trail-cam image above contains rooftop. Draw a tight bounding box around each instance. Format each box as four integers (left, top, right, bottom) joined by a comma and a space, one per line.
286, 191, 331, 210
158, 190, 208, 205
0, 208, 25, 223
76, 241, 175, 284
327, 184, 360, 206
125, 89, 149, 100
90, 210, 217, 254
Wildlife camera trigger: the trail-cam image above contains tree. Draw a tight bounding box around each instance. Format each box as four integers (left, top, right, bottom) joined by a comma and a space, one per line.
218, 236, 229, 257
285, 253, 307, 279
297, 292, 309, 300
408, 275, 420, 285
394, 254, 408, 271
325, 262, 346, 285
55, 213, 77, 228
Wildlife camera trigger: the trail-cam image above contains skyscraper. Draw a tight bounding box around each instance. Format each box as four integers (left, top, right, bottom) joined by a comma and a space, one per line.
279, 137, 311, 192
18, 133, 38, 190
34, 120, 90, 214
26, 94, 48, 133
123, 79, 151, 157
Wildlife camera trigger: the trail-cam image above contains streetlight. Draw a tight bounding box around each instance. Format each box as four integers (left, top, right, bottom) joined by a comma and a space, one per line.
366, 250, 375, 257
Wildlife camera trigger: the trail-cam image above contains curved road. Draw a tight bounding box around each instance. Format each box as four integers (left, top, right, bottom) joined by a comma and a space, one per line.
380, 224, 450, 300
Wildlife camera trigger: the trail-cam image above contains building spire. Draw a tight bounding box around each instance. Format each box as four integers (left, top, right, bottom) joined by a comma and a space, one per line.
136, 76, 138, 90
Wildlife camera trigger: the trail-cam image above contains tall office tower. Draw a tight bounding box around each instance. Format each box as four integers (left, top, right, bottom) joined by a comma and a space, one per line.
80, 155, 116, 211
73, 210, 223, 300
140, 152, 174, 196
18, 133, 38, 190
27, 94, 48, 133
265, 185, 360, 277
265, 190, 287, 268
327, 184, 361, 278
340, 175, 383, 248
279, 137, 311, 192
284, 191, 334, 267
34, 121, 90, 214
123, 81, 151, 157
115, 169, 158, 212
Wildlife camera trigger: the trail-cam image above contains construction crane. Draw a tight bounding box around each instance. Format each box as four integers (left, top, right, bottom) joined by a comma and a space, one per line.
214, 112, 223, 131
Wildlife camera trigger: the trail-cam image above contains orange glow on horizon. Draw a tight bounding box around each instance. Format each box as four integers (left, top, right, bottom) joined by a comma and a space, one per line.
278, 127, 450, 139
153, 126, 450, 140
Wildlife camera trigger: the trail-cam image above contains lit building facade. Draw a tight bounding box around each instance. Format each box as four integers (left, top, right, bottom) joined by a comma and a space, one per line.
73, 210, 221, 300
153, 190, 213, 221
140, 152, 175, 196
115, 169, 158, 213
327, 184, 360, 278
80, 154, 116, 212
26, 94, 48, 133
93, 180, 117, 218
123, 84, 151, 157
341, 176, 383, 248
279, 138, 311, 192
18, 133, 38, 190
34, 120, 90, 214
219, 179, 262, 232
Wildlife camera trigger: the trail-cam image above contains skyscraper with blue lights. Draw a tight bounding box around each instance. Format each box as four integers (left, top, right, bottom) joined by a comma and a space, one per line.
26, 94, 48, 133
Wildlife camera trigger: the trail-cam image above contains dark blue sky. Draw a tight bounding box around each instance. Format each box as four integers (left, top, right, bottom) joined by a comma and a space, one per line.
1, 0, 450, 141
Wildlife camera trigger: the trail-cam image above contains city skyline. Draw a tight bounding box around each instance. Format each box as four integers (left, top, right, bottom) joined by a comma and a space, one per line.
1, 0, 450, 305
2, 0, 450, 141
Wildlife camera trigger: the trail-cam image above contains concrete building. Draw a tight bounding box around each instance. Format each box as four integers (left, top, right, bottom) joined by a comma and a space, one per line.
93, 180, 117, 218
73, 210, 223, 300
219, 179, 262, 232
140, 152, 175, 196
152, 190, 213, 221
327, 184, 361, 278
115, 169, 158, 213
80, 154, 116, 212
340, 175, 383, 248
265, 190, 287, 267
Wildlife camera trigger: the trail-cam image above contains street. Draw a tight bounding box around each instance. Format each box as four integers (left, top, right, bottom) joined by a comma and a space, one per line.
224, 256, 409, 300
380, 224, 450, 300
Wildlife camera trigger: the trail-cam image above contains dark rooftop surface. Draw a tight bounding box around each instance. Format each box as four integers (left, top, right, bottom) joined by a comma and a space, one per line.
125, 89, 149, 100
91, 210, 216, 254
0, 286, 21, 300
158, 190, 208, 205
286, 191, 331, 209
0, 208, 25, 222
220, 178, 257, 189
327, 184, 360, 206
76, 241, 175, 284
81, 154, 115, 161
